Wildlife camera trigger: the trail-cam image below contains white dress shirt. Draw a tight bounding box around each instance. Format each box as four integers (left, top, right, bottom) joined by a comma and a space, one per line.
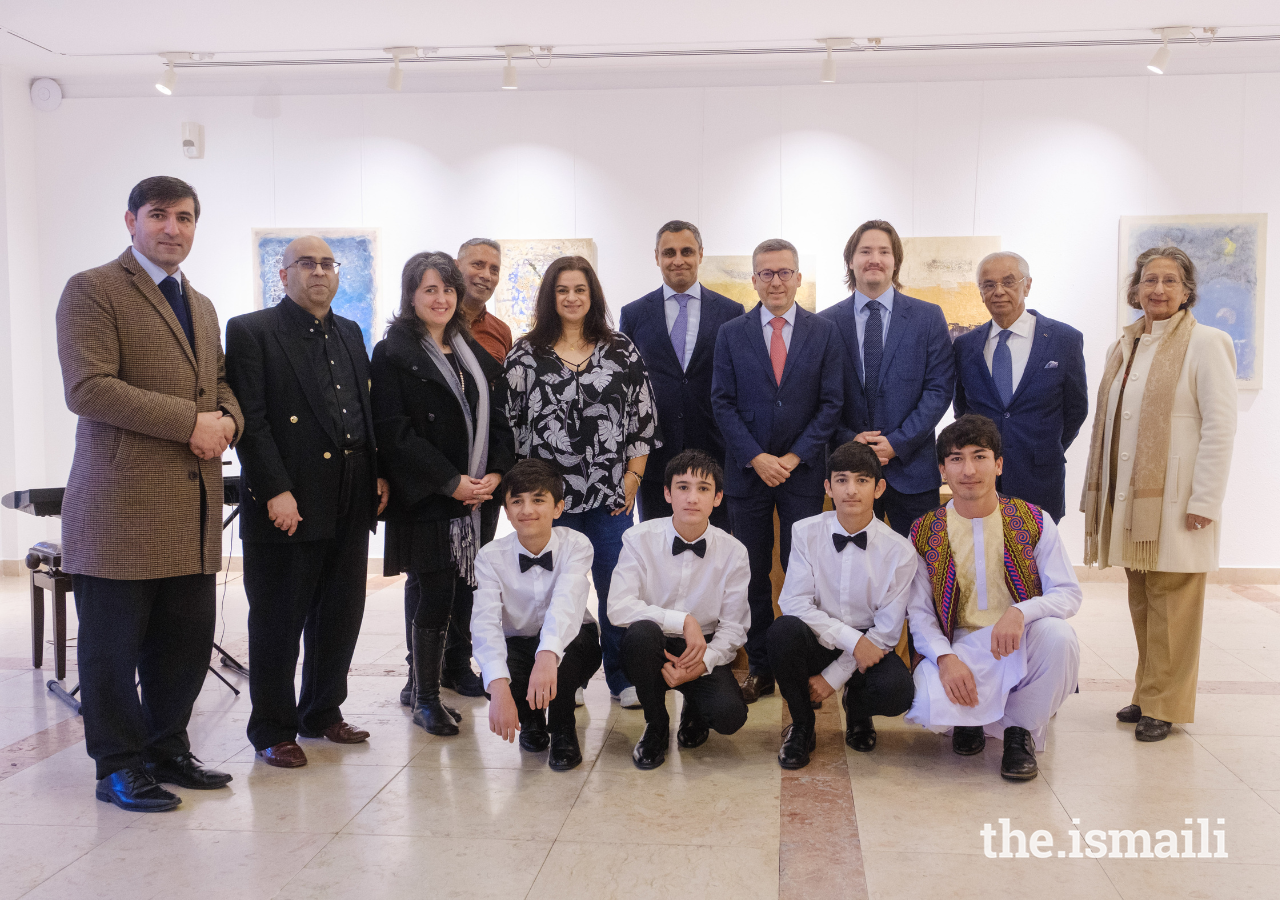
982, 310, 1036, 393
662, 281, 702, 370
132, 248, 184, 296
606, 517, 750, 674
470, 527, 594, 690
907, 501, 1082, 665
852, 288, 894, 380
778, 513, 916, 690
758, 300, 797, 352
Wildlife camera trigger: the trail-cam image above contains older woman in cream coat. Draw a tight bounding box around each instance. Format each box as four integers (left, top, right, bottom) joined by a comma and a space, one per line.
1081, 246, 1236, 743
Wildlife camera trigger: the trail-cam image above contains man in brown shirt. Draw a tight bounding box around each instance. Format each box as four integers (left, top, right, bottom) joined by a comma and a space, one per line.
458, 238, 512, 364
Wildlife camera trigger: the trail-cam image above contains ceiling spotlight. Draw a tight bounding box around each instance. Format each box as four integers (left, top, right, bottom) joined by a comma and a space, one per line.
385, 47, 419, 92
156, 62, 176, 95
498, 45, 530, 90
818, 39, 853, 84
1148, 26, 1192, 75
1147, 44, 1171, 74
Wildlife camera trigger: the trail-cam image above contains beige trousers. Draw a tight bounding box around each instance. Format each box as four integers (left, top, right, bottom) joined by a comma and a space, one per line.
1125, 569, 1207, 723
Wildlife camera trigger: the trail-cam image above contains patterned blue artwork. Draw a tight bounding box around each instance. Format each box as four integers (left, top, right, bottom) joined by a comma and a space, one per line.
1121, 215, 1266, 385
255, 231, 378, 354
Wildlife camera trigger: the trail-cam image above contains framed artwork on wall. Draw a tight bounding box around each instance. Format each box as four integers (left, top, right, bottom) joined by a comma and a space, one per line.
899, 236, 1002, 342
1118, 214, 1267, 388
493, 239, 598, 339
252, 228, 380, 354
700, 255, 818, 313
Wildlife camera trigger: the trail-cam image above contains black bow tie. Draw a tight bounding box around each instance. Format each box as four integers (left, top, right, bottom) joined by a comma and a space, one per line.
519, 551, 553, 573
832, 531, 868, 553
672, 536, 707, 558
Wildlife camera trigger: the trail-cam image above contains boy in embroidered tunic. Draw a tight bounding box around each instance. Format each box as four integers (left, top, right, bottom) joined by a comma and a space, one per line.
768, 441, 917, 769
471, 460, 602, 771
906, 414, 1082, 781
608, 450, 750, 770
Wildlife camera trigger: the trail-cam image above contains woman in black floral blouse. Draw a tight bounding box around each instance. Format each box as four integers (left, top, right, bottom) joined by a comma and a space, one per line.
503, 256, 660, 707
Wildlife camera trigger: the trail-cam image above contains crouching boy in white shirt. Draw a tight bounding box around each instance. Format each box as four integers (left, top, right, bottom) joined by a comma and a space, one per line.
471, 460, 601, 771
768, 441, 917, 769
608, 450, 750, 770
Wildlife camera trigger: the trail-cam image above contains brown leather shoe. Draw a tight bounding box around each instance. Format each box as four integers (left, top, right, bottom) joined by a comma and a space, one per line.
739, 672, 775, 704
257, 741, 308, 768
308, 722, 370, 744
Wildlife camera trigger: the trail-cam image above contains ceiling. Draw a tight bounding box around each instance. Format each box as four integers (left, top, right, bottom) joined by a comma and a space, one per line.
4, 1, 1280, 97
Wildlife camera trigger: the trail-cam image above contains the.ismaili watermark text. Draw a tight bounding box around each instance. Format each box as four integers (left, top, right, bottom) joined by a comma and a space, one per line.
980, 817, 1228, 859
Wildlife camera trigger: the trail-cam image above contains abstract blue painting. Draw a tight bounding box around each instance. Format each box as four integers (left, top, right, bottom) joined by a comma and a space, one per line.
1119, 214, 1267, 387
253, 228, 379, 354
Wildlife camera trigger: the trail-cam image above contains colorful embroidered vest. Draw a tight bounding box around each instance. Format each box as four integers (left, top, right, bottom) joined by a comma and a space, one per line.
908, 496, 1044, 642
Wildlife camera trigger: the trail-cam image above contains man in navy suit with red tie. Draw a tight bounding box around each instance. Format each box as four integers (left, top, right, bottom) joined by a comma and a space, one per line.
952, 251, 1088, 522
620, 221, 745, 529
712, 238, 844, 702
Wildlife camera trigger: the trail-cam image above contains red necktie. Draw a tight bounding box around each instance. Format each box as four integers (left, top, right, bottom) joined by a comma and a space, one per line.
769, 316, 787, 385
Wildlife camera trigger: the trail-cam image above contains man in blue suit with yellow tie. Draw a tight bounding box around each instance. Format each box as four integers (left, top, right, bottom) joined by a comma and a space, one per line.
820, 220, 954, 537
952, 251, 1088, 521
620, 221, 745, 528
712, 238, 844, 702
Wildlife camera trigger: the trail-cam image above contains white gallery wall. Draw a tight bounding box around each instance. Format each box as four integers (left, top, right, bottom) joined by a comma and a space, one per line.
3, 71, 1279, 567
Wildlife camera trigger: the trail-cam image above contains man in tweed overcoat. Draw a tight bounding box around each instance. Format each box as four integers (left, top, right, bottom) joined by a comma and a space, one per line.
56, 176, 243, 812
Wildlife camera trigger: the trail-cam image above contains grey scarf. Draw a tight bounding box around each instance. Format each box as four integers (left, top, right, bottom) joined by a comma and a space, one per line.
420, 332, 490, 585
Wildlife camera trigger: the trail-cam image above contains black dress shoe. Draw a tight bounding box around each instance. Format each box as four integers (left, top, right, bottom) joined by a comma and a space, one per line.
845, 717, 877, 753
777, 723, 816, 770
1135, 716, 1173, 742
96, 766, 181, 812
548, 729, 583, 771
952, 725, 986, 755
520, 712, 550, 753
632, 721, 670, 770
740, 672, 775, 704
676, 700, 710, 749
399, 674, 414, 707
1116, 704, 1142, 724
145, 752, 232, 790
442, 668, 490, 699
1000, 726, 1038, 781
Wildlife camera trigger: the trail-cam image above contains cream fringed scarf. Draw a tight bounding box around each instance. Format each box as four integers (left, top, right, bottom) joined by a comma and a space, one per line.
1082, 309, 1196, 571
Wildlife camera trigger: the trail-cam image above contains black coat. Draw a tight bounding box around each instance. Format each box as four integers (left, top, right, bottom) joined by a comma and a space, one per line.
371, 322, 515, 528
225, 303, 378, 544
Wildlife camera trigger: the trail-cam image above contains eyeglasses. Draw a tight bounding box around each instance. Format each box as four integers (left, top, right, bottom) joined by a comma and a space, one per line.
286, 259, 341, 273
1139, 276, 1183, 289
755, 268, 797, 283
978, 276, 1028, 296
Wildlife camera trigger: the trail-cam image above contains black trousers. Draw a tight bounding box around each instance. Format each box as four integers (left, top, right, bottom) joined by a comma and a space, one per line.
875, 483, 940, 539
443, 499, 501, 675
727, 487, 826, 677
505, 625, 602, 732
72, 572, 216, 780
619, 620, 749, 734
243, 468, 372, 751
767, 615, 915, 733
404, 567, 456, 632
638, 479, 731, 531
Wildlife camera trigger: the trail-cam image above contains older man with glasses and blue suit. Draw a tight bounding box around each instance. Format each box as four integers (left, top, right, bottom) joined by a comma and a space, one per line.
951, 251, 1088, 523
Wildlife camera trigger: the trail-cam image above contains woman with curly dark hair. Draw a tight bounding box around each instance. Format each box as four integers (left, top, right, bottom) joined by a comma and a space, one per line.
372, 251, 514, 735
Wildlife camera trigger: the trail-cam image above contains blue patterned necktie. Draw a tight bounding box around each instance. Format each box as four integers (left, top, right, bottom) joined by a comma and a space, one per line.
862, 299, 883, 421
158, 275, 194, 348
993, 329, 1014, 407
669, 293, 691, 370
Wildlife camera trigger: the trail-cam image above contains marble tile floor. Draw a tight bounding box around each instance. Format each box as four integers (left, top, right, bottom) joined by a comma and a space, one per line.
1, 574, 1279, 898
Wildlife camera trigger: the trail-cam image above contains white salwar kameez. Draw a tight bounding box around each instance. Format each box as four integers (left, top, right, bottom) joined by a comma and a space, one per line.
905, 502, 1082, 750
